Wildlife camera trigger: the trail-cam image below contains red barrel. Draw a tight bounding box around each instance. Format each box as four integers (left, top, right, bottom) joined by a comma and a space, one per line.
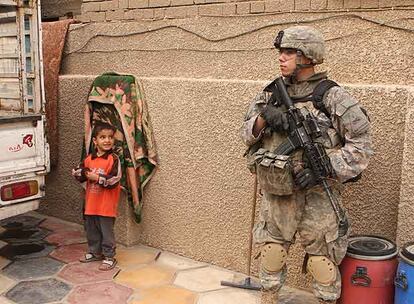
338, 235, 398, 304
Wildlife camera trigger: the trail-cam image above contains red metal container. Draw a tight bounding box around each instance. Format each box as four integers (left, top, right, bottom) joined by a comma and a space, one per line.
338, 235, 398, 304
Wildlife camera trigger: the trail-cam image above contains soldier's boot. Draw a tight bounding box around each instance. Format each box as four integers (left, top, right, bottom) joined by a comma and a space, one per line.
261, 290, 278, 304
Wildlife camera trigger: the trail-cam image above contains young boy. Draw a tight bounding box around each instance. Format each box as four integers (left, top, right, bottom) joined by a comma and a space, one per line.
72, 122, 121, 271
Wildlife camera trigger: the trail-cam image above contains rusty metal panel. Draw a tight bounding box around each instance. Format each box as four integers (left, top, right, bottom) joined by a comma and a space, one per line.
0, 22, 17, 36
0, 35, 18, 56
0, 58, 18, 74
0, 98, 21, 112
0, 0, 44, 116
0, 78, 19, 98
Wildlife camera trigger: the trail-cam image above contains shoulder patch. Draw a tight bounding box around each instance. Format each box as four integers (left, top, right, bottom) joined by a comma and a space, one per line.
335, 98, 358, 116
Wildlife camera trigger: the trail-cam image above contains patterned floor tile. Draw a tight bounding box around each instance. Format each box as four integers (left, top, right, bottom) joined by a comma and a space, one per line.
2, 257, 64, 280
115, 264, 175, 289
0, 215, 44, 229
45, 230, 86, 246
156, 252, 206, 270
129, 285, 196, 304
5, 278, 71, 304
0, 242, 55, 260
50, 243, 88, 264
116, 247, 160, 269
0, 274, 16, 294
0, 256, 10, 270
58, 262, 120, 285
0, 227, 50, 244
0, 213, 321, 304
39, 218, 82, 232
0, 296, 13, 304
278, 286, 319, 304
174, 266, 234, 292
67, 281, 132, 304
197, 288, 259, 304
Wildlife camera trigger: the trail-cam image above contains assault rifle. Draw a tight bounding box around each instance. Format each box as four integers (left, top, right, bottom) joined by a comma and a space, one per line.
272, 77, 348, 237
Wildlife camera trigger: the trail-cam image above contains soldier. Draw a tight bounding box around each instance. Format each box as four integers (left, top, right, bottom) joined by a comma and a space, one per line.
240, 26, 372, 304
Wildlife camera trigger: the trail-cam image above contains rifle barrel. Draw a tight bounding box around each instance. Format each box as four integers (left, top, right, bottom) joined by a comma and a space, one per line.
322, 179, 348, 236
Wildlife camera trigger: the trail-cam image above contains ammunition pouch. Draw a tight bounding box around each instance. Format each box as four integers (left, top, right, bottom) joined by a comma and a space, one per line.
253, 148, 294, 196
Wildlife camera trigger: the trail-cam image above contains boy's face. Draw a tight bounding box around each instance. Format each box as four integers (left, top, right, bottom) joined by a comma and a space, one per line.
93, 129, 115, 154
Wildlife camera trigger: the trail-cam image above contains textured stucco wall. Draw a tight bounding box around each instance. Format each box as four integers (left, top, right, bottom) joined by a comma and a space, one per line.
41, 75, 411, 289
397, 89, 414, 247
62, 10, 413, 85
41, 6, 414, 291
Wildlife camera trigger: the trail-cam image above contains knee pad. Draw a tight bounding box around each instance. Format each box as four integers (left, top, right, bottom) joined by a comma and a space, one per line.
307, 255, 337, 285
261, 243, 287, 273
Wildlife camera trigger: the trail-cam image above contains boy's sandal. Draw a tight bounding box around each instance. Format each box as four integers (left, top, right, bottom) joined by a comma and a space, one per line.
99, 258, 117, 271
79, 253, 103, 263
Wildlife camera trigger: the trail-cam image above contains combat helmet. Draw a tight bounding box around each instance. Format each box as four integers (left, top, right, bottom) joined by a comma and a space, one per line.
274, 26, 325, 65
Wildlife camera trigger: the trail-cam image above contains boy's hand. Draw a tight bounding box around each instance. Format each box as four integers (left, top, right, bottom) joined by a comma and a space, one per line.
86, 171, 99, 182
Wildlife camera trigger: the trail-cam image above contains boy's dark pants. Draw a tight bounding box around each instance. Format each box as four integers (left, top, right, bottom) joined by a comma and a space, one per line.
84, 215, 116, 258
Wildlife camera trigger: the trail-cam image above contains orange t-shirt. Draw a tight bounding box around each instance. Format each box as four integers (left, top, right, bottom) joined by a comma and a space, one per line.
83, 152, 121, 217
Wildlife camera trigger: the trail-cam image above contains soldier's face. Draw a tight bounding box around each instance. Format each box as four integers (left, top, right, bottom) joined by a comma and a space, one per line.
278, 48, 297, 76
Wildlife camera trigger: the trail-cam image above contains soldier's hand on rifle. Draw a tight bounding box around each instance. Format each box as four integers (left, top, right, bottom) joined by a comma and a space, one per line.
294, 168, 317, 189
261, 103, 289, 132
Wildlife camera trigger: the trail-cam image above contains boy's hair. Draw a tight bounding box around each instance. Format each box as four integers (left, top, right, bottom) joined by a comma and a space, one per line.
92, 122, 116, 138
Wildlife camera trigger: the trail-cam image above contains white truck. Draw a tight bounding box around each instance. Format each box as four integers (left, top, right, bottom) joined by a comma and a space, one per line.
0, 0, 49, 220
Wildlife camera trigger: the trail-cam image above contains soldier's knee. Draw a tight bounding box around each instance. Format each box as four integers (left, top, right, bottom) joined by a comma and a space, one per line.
307, 255, 337, 285
261, 243, 287, 273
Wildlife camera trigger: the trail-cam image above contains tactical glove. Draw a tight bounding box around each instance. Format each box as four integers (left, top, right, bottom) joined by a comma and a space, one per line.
294, 168, 317, 189
261, 104, 289, 132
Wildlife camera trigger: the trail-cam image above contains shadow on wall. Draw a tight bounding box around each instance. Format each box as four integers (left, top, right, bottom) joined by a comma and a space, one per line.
41, 0, 81, 21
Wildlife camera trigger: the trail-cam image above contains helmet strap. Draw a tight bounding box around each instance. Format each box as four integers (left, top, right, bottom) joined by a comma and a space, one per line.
292, 50, 315, 81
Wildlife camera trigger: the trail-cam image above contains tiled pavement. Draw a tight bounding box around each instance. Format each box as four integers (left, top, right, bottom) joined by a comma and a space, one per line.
0, 213, 319, 304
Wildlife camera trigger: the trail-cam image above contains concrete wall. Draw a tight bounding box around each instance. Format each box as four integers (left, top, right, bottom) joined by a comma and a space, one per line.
41, 0, 82, 19
397, 89, 414, 247
62, 10, 413, 84
42, 75, 412, 288
40, 2, 414, 290
77, 0, 414, 23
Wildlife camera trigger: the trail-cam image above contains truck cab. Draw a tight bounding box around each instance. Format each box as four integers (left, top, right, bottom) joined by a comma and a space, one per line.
0, 0, 49, 219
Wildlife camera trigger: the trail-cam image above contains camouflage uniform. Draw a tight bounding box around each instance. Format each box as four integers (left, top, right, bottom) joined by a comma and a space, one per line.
240, 71, 372, 300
